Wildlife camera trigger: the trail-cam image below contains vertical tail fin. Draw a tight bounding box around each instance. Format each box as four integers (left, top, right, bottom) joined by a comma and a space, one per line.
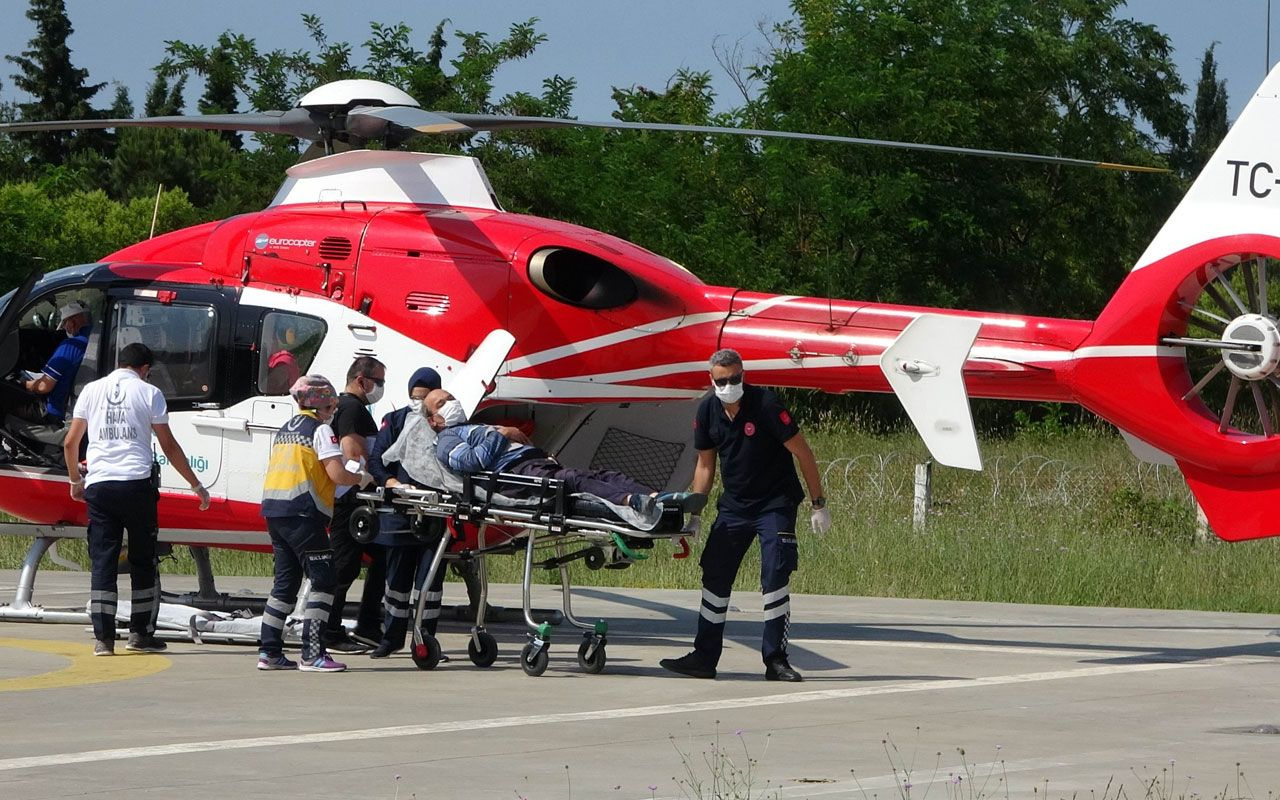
1072, 62, 1280, 540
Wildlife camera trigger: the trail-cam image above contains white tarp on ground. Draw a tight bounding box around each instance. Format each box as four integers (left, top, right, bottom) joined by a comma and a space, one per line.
95, 599, 361, 644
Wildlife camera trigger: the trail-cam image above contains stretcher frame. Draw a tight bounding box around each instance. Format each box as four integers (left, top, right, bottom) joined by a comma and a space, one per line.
358, 469, 694, 676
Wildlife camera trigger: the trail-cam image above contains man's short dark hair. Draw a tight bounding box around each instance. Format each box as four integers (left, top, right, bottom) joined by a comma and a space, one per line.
346, 355, 386, 383
709, 348, 743, 369
118, 343, 154, 369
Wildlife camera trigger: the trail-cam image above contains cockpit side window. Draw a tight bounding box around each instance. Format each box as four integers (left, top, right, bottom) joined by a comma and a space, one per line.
256, 312, 326, 395
11, 288, 106, 400
112, 300, 217, 402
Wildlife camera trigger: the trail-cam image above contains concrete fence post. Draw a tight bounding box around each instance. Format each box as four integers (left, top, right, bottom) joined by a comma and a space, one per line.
913, 460, 932, 532
1193, 502, 1215, 545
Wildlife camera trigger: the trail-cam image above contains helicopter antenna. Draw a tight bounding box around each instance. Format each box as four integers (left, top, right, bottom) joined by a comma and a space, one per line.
149, 184, 163, 239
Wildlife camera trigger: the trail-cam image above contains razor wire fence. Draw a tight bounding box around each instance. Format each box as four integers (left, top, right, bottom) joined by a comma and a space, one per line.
818, 450, 1195, 526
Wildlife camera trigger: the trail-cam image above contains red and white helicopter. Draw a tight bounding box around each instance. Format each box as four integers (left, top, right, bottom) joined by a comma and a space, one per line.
0, 62, 1276, 620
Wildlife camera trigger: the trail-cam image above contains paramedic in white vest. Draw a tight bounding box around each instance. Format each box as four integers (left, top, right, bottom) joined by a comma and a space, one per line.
62, 342, 211, 657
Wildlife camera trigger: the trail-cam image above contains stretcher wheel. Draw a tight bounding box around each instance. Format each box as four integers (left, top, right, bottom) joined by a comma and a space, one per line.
349, 506, 379, 544
584, 547, 606, 570
520, 642, 550, 677
577, 638, 607, 674
411, 635, 441, 670
468, 631, 499, 668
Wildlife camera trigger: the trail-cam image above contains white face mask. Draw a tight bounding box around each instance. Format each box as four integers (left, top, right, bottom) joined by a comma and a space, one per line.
364, 382, 385, 406
408, 397, 424, 414
438, 399, 467, 427
713, 372, 745, 405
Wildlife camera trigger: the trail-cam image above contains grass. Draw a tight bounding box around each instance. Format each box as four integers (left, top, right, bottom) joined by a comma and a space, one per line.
8, 421, 1280, 613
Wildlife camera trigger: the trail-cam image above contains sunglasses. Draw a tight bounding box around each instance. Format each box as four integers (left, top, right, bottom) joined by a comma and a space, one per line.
712, 373, 744, 387
363, 375, 386, 388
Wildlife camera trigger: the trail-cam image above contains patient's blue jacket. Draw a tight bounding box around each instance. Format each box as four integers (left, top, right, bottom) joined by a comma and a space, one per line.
436, 423, 544, 474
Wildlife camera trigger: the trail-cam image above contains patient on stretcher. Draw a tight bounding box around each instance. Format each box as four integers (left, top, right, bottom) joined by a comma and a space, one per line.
376, 390, 704, 528
426, 389, 665, 516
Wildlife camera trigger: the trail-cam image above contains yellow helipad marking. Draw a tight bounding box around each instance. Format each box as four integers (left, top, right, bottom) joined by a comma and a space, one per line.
0, 637, 170, 692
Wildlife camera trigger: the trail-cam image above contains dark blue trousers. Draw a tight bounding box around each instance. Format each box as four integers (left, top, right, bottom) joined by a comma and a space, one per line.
86, 479, 160, 641
260, 516, 335, 661
511, 458, 652, 505
693, 506, 799, 667
377, 513, 450, 649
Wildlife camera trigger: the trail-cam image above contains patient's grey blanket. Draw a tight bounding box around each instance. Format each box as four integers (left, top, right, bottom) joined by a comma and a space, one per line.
383, 412, 659, 530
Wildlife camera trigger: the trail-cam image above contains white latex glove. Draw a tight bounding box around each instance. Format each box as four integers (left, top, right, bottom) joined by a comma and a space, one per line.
810, 506, 832, 537
193, 483, 211, 511
681, 513, 702, 536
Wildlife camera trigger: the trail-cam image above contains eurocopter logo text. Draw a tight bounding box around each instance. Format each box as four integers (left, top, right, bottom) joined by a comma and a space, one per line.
255, 233, 316, 249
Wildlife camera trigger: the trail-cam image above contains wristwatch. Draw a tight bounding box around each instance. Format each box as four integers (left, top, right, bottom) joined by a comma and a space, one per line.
811, 496, 826, 509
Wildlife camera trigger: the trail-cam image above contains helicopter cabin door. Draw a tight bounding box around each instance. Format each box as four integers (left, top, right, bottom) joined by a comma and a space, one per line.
104, 286, 232, 491
353, 208, 511, 364
241, 212, 369, 305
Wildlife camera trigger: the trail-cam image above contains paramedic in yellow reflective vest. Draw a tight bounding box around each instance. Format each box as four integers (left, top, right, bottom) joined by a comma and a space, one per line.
258, 374, 362, 673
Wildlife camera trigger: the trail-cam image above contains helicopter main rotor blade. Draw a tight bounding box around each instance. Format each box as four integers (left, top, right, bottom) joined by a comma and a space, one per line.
0, 108, 322, 140
441, 113, 1168, 173
347, 105, 474, 136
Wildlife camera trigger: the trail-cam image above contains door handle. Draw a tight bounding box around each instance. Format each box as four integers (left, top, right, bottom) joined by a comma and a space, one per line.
191, 415, 248, 433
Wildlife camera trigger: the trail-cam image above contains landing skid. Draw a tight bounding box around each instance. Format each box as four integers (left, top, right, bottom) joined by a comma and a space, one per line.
0, 524, 558, 629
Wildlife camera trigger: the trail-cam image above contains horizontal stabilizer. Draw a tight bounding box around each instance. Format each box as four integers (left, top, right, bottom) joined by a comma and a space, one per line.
879, 314, 983, 470
1179, 461, 1280, 541
448, 329, 516, 418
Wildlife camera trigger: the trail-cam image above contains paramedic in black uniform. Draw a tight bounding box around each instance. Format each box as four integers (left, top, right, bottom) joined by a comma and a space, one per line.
660, 348, 831, 682
365, 366, 443, 658
324, 355, 387, 652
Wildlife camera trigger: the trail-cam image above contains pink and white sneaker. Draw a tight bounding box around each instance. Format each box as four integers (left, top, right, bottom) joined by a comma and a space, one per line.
298, 652, 347, 673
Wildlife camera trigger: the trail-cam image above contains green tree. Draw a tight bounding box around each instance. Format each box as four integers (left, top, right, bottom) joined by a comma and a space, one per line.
5, 0, 107, 166
0, 182, 200, 288
109, 72, 238, 207
197, 34, 244, 151
734, 0, 1189, 316
106, 83, 133, 120
1187, 43, 1229, 175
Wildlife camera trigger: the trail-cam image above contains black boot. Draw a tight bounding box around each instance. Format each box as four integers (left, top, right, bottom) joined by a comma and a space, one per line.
764, 656, 802, 682
659, 651, 716, 679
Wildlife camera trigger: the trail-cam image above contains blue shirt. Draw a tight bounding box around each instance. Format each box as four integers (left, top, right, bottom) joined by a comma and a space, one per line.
435, 423, 545, 474
41, 324, 91, 421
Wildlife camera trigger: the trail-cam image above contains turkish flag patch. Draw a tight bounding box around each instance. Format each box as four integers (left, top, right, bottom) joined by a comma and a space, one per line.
779, 410, 792, 425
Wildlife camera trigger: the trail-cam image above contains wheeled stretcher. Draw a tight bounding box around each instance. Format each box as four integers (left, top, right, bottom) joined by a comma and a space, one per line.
352, 470, 702, 676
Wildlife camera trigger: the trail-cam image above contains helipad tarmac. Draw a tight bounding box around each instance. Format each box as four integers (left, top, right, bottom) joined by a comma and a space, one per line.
2, 569, 1279, 799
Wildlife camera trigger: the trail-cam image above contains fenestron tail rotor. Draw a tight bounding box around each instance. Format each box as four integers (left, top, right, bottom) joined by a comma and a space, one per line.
0, 78, 1168, 173
1163, 255, 1280, 437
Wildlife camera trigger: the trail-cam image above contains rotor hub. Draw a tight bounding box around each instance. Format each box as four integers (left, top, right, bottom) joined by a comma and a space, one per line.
1222, 313, 1280, 380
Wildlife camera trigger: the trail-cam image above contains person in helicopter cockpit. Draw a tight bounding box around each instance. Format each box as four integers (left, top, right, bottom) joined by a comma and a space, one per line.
4, 299, 93, 450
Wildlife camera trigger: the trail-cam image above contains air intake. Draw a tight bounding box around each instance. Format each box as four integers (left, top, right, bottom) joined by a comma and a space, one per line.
528, 247, 637, 310
406, 291, 450, 316
318, 237, 353, 260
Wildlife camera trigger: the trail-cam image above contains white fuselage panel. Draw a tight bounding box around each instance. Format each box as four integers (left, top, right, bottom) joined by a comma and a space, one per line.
269, 151, 500, 210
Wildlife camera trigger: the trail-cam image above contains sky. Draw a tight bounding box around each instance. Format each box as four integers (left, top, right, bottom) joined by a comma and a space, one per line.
0, 1, 1273, 126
